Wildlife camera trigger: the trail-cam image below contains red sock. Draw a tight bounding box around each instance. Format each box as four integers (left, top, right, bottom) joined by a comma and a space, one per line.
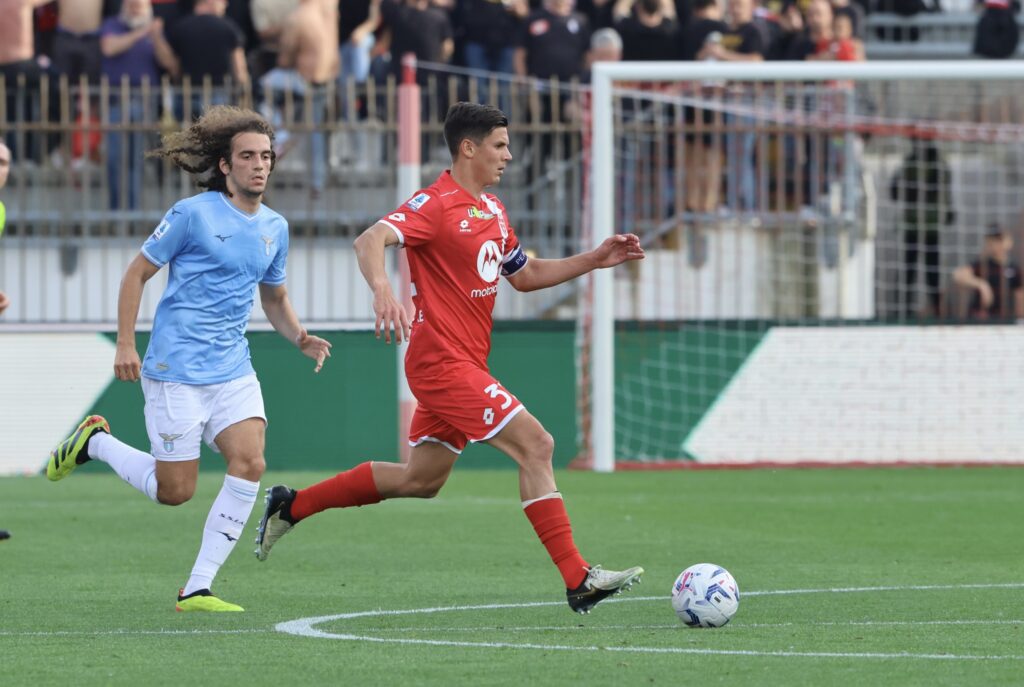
523, 495, 589, 589
290, 462, 382, 522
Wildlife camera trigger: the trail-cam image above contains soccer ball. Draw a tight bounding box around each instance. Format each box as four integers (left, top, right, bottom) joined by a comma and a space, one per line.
671, 563, 739, 628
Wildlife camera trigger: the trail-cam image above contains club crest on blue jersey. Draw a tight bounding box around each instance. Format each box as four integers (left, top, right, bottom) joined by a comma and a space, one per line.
406, 193, 431, 211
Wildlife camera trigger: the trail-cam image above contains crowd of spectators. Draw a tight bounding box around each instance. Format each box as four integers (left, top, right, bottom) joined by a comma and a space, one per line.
4, 0, 884, 110
0, 0, 1013, 213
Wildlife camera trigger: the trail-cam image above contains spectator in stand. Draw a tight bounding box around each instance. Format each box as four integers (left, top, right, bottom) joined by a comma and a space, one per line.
52, 0, 109, 84
767, 0, 817, 60
830, 0, 863, 41
577, 0, 616, 29
334, 0, 381, 168
379, 0, 454, 87
515, 0, 591, 163
612, 0, 679, 62
750, 0, 780, 49
167, 0, 249, 116
679, 0, 728, 214
251, 0, 298, 77
514, 0, 591, 81
226, 0, 258, 54
973, 0, 1020, 59
829, 10, 864, 60
890, 139, 954, 318
150, 0, 186, 28
378, 0, 452, 154
712, 0, 765, 61
264, 0, 339, 197
339, 0, 381, 86
805, 0, 865, 61
954, 226, 1023, 320
33, 0, 60, 58
699, 0, 764, 214
52, 1, 118, 169
611, 0, 677, 230
1, 0, 62, 160
765, 0, 833, 213
101, 0, 179, 210
516, 0, 589, 166
587, 25, 623, 70
456, 0, 528, 107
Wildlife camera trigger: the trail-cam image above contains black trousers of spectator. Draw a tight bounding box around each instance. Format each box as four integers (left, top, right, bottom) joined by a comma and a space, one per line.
1, 60, 61, 161
903, 227, 942, 318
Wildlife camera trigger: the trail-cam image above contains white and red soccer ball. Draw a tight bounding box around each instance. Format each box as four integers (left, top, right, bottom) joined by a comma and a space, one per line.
671, 563, 739, 628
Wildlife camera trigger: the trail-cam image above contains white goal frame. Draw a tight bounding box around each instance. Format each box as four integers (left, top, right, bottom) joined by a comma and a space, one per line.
588, 61, 1024, 472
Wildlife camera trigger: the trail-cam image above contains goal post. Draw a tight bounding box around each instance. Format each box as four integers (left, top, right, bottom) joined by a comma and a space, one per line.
586, 61, 1024, 472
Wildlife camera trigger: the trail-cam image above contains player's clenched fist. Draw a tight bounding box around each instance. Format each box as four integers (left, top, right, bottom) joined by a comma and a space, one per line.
114, 342, 142, 382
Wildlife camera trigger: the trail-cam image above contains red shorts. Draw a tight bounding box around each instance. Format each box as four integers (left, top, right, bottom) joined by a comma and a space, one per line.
407, 364, 524, 454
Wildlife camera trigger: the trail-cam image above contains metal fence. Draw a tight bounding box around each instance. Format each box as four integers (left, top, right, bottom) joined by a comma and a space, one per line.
866, 12, 1024, 59
4, 70, 1024, 325
0, 72, 587, 323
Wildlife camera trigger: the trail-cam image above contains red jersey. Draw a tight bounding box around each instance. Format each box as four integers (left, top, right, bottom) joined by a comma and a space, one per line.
379, 171, 529, 374
816, 38, 857, 61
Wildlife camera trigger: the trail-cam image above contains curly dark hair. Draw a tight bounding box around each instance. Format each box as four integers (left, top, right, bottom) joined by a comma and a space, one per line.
148, 106, 276, 194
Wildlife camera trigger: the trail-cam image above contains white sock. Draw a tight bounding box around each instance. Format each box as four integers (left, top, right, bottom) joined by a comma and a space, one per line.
521, 491, 562, 509
88, 432, 158, 502
182, 474, 259, 597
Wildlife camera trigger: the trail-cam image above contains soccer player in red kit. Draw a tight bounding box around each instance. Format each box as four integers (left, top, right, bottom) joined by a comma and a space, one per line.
255, 102, 646, 613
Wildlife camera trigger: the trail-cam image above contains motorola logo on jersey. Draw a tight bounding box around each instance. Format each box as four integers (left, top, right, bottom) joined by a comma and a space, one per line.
477, 240, 502, 283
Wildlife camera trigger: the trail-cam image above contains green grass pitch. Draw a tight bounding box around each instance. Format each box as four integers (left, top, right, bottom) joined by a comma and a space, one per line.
2, 467, 1022, 686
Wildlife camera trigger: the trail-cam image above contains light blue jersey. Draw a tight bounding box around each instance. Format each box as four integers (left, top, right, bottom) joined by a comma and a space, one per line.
140, 191, 288, 384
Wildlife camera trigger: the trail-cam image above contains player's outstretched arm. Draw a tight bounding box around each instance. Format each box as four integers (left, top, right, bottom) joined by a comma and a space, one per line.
115, 254, 161, 382
354, 222, 411, 344
508, 234, 644, 292
259, 283, 332, 373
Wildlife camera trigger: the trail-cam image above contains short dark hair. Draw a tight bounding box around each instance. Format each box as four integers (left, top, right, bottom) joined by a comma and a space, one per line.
985, 224, 1006, 239
443, 102, 508, 159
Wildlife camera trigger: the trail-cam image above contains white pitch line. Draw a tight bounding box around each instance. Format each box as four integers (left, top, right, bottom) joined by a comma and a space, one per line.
743, 582, 1024, 597
273, 582, 1024, 623
0, 629, 267, 637
273, 631, 1024, 662
274, 582, 1024, 661
352, 620, 1024, 633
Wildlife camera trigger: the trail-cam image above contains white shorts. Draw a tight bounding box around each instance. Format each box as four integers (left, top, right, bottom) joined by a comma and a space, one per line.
141, 374, 266, 461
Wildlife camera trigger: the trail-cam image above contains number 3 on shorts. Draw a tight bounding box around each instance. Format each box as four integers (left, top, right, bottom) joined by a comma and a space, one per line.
482, 383, 512, 425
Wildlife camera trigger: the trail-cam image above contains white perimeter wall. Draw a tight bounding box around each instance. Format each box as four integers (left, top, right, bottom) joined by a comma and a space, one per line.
0, 238, 542, 324
684, 326, 1024, 464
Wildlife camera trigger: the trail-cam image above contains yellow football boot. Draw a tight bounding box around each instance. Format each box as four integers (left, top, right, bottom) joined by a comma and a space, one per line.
46, 415, 110, 481
175, 589, 244, 612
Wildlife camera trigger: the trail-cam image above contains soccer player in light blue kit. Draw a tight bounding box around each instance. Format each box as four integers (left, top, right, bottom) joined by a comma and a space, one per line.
46, 106, 331, 612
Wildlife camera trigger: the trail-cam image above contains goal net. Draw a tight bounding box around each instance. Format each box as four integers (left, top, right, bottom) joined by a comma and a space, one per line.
579, 62, 1024, 470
